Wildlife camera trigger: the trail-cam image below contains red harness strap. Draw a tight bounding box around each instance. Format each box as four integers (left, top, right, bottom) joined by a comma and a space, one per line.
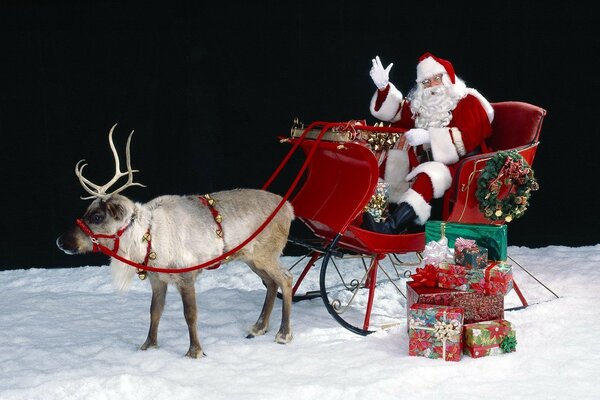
138, 195, 226, 272
197, 194, 225, 270
141, 230, 156, 266
76, 218, 133, 253
83, 194, 226, 277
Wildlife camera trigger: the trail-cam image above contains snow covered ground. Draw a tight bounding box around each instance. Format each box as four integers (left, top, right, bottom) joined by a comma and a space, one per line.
1, 245, 599, 400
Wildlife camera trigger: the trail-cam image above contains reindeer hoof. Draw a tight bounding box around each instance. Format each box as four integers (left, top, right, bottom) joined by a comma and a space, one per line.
185, 348, 206, 359
140, 340, 158, 351
247, 325, 268, 338
275, 331, 293, 344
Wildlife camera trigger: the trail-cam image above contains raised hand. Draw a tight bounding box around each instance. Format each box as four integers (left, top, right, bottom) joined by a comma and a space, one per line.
369, 55, 393, 90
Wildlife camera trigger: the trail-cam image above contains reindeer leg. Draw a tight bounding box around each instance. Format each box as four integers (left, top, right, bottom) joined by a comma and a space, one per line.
140, 277, 167, 350
247, 276, 277, 338
178, 283, 204, 358
273, 267, 293, 344
248, 259, 293, 343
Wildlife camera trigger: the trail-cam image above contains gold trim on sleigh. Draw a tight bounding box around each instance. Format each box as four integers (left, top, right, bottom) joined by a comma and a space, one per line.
290, 118, 404, 152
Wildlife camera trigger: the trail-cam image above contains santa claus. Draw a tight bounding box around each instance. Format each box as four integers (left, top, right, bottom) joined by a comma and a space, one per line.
361, 52, 495, 234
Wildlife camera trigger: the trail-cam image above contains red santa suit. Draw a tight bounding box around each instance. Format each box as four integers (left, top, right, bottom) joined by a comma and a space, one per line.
368, 53, 494, 225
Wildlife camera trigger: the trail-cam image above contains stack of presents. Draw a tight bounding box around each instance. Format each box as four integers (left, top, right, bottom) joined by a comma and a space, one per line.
407, 221, 518, 362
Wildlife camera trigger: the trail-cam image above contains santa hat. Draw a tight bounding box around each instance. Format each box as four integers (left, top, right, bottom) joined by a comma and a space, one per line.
416, 52, 456, 84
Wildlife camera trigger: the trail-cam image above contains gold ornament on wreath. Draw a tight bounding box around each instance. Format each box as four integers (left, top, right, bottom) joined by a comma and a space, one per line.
476, 150, 539, 223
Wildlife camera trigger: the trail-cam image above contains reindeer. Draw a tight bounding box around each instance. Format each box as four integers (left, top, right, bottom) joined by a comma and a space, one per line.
56, 125, 295, 358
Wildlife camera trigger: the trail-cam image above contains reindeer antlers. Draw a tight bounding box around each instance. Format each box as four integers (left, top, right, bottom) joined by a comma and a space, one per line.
75, 124, 146, 200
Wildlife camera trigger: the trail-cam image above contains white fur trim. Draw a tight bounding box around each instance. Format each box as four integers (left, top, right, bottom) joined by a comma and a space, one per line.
369, 83, 404, 122
400, 188, 431, 225
466, 88, 494, 122
384, 149, 410, 203
429, 127, 460, 165
405, 161, 452, 199
451, 77, 468, 98
416, 57, 446, 83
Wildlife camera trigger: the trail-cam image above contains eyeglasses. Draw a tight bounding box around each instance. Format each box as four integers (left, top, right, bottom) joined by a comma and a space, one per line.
421, 73, 444, 87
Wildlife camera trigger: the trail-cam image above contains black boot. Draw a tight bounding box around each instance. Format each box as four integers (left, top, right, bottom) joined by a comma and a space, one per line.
361, 202, 417, 234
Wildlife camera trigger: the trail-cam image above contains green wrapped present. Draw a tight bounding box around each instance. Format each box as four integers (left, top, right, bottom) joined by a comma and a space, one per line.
425, 221, 507, 261
463, 319, 516, 358
454, 237, 488, 269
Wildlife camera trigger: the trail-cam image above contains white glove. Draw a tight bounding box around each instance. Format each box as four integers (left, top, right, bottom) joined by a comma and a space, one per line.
369, 55, 393, 90
405, 128, 431, 146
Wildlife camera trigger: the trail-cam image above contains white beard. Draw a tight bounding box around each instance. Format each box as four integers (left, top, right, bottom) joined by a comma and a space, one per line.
409, 84, 460, 129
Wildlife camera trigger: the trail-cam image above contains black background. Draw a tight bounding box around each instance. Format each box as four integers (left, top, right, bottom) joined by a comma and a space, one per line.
1, 1, 598, 269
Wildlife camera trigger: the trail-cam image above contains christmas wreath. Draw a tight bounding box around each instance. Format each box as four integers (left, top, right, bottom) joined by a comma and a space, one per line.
476, 150, 539, 223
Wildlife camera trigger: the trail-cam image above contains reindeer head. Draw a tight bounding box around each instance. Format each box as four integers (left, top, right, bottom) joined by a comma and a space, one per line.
56, 125, 144, 255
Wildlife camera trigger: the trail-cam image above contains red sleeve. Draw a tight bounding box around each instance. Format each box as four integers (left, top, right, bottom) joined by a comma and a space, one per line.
450, 95, 492, 153
373, 86, 390, 112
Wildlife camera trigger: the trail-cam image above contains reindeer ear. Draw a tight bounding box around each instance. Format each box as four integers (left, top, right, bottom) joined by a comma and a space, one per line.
106, 199, 127, 221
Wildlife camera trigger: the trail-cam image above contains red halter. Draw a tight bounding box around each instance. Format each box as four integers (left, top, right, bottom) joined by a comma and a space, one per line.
76, 218, 133, 253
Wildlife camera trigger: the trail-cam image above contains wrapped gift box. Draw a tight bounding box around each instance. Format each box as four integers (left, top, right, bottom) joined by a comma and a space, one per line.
481, 262, 513, 295
407, 281, 504, 326
463, 319, 517, 358
455, 245, 488, 269
408, 303, 464, 362
425, 221, 508, 261
437, 262, 513, 296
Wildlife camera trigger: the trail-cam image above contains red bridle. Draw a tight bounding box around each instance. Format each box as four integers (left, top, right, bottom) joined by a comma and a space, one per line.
76, 218, 133, 253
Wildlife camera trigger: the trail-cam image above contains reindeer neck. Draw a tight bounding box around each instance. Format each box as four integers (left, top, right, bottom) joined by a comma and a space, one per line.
114, 203, 153, 262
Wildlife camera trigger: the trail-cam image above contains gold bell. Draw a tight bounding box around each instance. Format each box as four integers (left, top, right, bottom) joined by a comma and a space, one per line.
203, 194, 215, 206
215, 214, 223, 223
148, 251, 157, 260
137, 269, 148, 280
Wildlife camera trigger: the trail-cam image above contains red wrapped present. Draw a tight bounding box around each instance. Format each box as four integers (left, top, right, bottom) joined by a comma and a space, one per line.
463, 319, 517, 358
437, 262, 513, 296
482, 262, 514, 295
407, 281, 504, 326
408, 303, 464, 362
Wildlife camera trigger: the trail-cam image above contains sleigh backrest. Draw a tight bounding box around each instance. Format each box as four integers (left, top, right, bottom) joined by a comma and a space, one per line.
443, 101, 546, 224
486, 101, 546, 151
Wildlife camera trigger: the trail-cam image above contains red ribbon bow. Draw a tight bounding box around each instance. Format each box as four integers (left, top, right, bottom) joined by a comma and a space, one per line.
411, 264, 439, 288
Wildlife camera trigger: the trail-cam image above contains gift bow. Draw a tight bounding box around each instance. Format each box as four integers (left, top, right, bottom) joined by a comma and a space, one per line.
410, 264, 438, 287
422, 240, 453, 267
433, 320, 461, 341
500, 336, 517, 352
455, 237, 477, 252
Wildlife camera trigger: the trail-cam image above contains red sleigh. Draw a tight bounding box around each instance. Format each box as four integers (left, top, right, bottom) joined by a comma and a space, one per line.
270, 101, 548, 335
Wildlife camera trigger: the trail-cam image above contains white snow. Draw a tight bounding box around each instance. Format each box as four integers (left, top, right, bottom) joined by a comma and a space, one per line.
1, 245, 599, 400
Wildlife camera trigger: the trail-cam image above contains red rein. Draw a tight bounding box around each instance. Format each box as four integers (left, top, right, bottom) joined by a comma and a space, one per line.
75, 194, 284, 274
74, 122, 350, 274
